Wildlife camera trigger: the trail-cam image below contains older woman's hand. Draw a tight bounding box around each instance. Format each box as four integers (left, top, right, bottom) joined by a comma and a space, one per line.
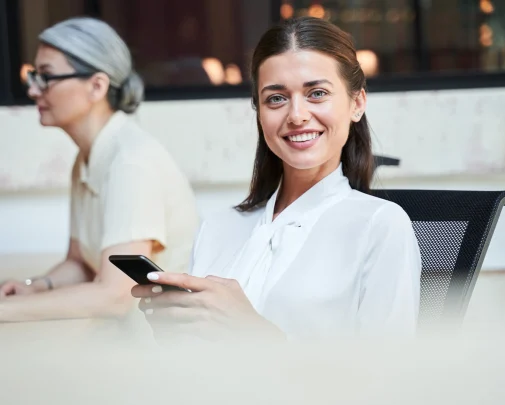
131, 272, 284, 343
0, 280, 37, 298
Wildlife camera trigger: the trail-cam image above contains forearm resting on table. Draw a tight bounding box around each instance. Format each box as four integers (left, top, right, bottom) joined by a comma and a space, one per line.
29, 238, 93, 292
1, 239, 154, 322
42, 258, 94, 289
0, 280, 135, 322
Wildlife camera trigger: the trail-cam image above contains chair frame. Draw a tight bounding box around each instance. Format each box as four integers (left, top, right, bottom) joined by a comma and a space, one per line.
373, 189, 505, 320
461, 194, 505, 316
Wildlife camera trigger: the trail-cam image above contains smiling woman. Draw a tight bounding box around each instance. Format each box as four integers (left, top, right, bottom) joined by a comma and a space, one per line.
255, 50, 368, 196
135, 17, 422, 343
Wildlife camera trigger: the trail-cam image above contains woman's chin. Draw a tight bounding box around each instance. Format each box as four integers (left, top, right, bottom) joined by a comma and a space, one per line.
284, 159, 324, 172
282, 154, 342, 174
39, 114, 55, 127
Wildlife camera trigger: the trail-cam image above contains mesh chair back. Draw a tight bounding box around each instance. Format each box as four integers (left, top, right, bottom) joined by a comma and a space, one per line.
373, 189, 505, 323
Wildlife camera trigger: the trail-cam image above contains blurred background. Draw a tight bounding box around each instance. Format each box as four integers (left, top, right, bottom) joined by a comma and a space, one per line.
0, 0, 504, 324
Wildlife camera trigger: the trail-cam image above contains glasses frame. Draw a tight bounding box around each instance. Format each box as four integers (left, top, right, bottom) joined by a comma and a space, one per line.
26, 70, 94, 90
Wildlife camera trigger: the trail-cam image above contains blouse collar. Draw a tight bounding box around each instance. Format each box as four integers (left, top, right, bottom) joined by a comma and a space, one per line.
264, 163, 351, 226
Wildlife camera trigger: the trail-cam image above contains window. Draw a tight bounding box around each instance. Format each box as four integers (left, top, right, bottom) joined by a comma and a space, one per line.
281, 0, 505, 77
3, 0, 275, 104
94, 0, 270, 88
1, 0, 505, 106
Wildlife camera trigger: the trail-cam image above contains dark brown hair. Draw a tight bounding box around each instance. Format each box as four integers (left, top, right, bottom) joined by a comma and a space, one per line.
235, 16, 374, 212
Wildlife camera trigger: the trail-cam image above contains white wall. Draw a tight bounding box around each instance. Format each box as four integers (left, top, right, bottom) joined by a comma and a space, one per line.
2, 87, 505, 191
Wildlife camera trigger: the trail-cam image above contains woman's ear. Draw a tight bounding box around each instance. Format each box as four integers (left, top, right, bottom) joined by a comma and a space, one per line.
351, 89, 367, 123
88, 72, 110, 103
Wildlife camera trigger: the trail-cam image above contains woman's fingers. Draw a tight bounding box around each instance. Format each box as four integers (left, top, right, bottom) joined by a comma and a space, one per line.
138, 290, 195, 312
0, 282, 17, 298
131, 283, 189, 298
147, 272, 215, 292
131, 283, 159, 298
131, 274, 228, 299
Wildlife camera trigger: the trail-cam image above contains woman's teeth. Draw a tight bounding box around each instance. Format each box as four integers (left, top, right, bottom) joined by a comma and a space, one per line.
287, 132, 321, 142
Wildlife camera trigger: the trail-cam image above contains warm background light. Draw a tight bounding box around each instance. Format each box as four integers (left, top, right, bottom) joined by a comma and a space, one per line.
308, 4, 325, 19
356, 50, 379, 77
201, 58, 225, 85
480, 0, 494, 14
225, 63, 243, 85
280, 4, 294, 19
479, 24, 493, 47
19, 63, 33, 84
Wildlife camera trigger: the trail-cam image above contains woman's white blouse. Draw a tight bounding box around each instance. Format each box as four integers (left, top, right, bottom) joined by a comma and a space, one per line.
190, 166, 422, 339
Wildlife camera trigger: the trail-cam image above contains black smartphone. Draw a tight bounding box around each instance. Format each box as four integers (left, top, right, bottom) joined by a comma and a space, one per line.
109, 255, 188, 291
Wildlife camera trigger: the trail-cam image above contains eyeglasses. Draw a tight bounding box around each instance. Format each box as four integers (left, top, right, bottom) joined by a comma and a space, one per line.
26, 70, 93, 91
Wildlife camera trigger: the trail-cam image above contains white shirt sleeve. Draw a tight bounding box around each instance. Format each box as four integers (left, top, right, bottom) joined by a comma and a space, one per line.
357, 203, 422, 336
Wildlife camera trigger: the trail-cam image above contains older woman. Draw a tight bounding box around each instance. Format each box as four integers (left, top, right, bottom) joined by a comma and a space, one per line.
0, 17, 199, 322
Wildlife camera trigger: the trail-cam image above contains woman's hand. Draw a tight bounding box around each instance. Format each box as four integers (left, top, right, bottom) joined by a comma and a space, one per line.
0, 280, 36, 299
131, 273, 284, 343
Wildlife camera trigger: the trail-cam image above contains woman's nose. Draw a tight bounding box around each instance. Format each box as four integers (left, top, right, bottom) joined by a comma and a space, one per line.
27, 82, 42, 99
287, 96, 311, 125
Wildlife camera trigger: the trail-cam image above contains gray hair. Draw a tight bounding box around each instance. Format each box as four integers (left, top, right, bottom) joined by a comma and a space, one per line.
39, 17, 143, 114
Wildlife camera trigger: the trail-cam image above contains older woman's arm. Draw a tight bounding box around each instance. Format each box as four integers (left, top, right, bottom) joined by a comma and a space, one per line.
40, 239, 95, 288
0, 240, 152, 322
0, 239, 94, 297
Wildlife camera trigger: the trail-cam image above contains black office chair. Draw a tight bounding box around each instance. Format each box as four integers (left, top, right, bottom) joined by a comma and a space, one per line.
373, 189, 505, 325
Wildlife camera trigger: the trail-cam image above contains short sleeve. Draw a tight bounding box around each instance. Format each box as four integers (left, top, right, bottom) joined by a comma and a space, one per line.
100, 162, 167, 250
357, 203, 422, 336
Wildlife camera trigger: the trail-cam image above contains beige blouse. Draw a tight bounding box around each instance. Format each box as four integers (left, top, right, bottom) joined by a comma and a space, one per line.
70, 111, 199, 274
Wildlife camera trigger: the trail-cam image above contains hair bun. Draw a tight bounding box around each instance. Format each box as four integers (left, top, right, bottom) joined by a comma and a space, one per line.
118, 71, 144, 114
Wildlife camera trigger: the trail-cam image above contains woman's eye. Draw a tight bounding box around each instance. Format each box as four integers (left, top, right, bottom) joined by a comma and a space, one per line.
267, 95, 285, 104
310, 90, 327, 99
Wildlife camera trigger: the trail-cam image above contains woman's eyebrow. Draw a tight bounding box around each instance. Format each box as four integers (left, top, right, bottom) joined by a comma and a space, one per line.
261, 84, 287, 94
261, 79, 333, 94
303, 79, 333, 88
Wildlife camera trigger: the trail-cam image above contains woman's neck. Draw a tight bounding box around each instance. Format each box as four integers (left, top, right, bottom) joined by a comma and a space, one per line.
63, 109, 115, 164
273, 161, 340, 218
